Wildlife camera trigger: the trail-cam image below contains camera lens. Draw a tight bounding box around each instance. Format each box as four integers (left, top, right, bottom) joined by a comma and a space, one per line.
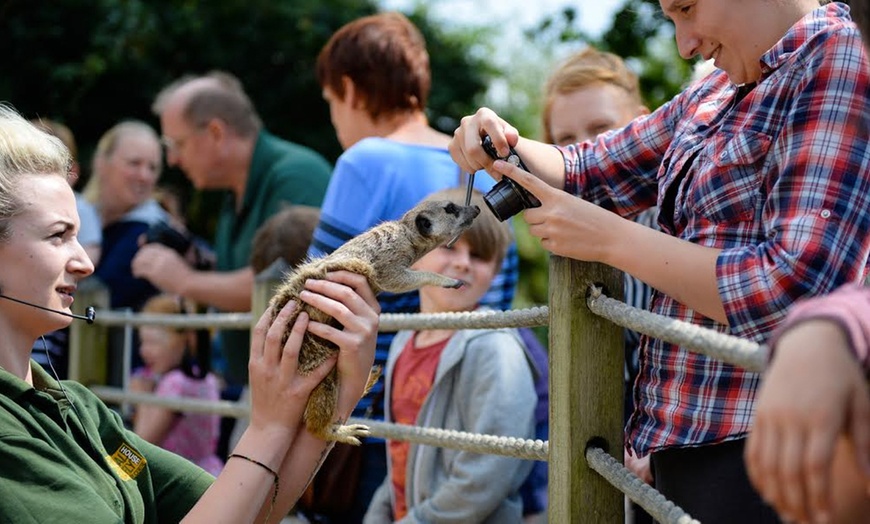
484, 179, 527, 222
479, 135, 541, 221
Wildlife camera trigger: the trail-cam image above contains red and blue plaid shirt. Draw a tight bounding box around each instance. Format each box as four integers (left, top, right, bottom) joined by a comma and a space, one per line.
561, 3, 870, 455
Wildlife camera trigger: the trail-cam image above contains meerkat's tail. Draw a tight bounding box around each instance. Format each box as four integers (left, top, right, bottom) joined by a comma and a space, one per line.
363, 366, 382, 396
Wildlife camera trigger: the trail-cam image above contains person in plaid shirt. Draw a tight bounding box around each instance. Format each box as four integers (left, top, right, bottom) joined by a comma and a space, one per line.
448, 1, 870, 522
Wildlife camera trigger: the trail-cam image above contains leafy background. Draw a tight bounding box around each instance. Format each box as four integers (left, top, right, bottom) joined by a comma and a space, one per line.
1, 0, 703, 315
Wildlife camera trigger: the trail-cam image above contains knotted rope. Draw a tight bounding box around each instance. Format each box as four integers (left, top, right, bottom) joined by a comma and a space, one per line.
586, 285, 768, 372
353, 418, 548, 461
586, 447, 700, 524
90, 386, 547, 461
379, 306, 549, 331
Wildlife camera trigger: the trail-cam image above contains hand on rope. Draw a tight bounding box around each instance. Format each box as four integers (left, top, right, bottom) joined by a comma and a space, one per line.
745, 319, 870, 523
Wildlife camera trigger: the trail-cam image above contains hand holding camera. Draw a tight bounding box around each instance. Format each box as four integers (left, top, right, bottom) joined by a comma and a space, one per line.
480, 135, 541, 221
144, 221, 214, 270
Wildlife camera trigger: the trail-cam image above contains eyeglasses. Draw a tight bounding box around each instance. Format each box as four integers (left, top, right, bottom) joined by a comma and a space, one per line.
160, 125, 205, 153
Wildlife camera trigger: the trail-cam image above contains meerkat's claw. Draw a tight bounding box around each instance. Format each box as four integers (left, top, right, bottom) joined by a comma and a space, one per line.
329, 423, 371, 445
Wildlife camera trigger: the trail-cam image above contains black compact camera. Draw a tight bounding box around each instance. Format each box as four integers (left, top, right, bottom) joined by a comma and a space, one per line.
144, 221, 193, 256
481, 135, 541, 221
143, 221, 215, 270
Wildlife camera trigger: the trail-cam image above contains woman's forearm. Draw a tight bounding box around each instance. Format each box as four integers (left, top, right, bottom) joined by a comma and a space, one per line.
182, 427, 294, 524
513, 137, 567, 189
605, 217, 727, 324
263, 429, 335, 523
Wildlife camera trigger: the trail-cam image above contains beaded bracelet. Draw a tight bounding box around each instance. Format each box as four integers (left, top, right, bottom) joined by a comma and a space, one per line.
228, 453, 280, 522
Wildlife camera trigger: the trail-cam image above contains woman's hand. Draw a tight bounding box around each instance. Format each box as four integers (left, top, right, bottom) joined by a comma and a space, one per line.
247, 301, 336, 442
447, 107, 519, 176
489, 159, 626, 263
745, 319, 870, 523
448, 107, 568, 189
625, 449, 653, 485
300, 270, 379, 419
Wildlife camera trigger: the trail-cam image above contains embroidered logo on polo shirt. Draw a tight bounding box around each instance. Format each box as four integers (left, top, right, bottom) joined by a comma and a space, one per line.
106, 442, 147, 481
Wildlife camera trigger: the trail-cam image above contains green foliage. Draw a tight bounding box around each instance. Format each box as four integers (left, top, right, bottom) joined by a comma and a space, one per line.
523, 0, 694, 113
597, 0, 694, 109
404, 7, 499, 133
490, 0, 695, 312
0, 0, 493, 235
1, 0, 699, 316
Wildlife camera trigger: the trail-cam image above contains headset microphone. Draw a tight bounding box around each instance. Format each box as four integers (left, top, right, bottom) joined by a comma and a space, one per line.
0, 292, 96, 324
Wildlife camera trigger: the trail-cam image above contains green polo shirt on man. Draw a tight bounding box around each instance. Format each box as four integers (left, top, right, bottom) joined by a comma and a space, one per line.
0, 362, 213, 523
214, 130, 331, 386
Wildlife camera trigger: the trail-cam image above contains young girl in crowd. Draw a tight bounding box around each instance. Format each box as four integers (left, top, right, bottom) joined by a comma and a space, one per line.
129, 294, 223, 476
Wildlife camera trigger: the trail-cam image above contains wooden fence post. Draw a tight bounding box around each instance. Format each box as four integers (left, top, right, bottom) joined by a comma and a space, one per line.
548, 257, 625, 523
68, 277, 110, 384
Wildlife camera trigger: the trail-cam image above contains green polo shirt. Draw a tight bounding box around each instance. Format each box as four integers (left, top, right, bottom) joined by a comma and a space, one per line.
214, 130, 331, 385
0, 362, 213, 523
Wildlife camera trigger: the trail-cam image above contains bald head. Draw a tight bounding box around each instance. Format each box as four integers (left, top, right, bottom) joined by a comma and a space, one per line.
153, 71, 262, 138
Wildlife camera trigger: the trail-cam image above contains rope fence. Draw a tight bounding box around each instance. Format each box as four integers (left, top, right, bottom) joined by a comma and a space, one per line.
80, 281, 766, 524
585, 447, 700, 524
586, 285, 768, 372
88, 307, 550, 331
90, 386, 547, 461
89, 296, 763, 374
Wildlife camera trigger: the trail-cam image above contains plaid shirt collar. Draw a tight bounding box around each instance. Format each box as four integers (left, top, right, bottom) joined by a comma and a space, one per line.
761, 2, 849, 75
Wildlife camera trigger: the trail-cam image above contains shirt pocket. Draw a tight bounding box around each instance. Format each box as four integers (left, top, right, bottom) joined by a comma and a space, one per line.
689, 131, 772, 223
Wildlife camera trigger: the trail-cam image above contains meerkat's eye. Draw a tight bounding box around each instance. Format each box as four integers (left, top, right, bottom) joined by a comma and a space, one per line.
444, 202, 460, 216
415, 214, 433, 235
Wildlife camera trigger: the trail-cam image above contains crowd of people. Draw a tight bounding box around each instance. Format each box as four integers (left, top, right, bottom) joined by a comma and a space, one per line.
0, 1, 868, 523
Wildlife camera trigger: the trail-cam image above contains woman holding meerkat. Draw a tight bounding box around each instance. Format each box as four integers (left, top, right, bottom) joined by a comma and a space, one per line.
0, 104, 380, 523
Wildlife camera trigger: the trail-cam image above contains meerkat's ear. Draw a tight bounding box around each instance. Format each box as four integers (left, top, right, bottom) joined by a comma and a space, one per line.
415, 213, 433, 237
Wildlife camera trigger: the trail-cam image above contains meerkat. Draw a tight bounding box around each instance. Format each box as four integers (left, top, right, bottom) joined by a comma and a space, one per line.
269, 198, 481, 444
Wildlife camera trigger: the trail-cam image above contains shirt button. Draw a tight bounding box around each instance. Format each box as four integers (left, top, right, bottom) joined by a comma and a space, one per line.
820, 209, 831, 218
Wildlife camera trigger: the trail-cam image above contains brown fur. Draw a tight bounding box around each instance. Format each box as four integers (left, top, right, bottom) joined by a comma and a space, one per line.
269, 199, 480, 444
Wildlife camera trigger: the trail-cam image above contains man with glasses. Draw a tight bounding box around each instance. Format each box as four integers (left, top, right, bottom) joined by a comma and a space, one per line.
132, 70, 332, 451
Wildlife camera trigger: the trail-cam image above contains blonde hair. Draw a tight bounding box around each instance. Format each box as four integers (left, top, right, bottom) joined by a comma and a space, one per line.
542, 47, 642, 143
82, 120, 161, 205
30, 118, 77, 161
424, 187, 513, 269
0, 104, 72, 242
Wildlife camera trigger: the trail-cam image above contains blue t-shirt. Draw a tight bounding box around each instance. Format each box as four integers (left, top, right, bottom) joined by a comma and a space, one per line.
308, 137, 519, 418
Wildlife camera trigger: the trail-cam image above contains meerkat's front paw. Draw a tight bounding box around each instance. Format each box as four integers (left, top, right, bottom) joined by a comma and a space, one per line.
329, 423, 371, 445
